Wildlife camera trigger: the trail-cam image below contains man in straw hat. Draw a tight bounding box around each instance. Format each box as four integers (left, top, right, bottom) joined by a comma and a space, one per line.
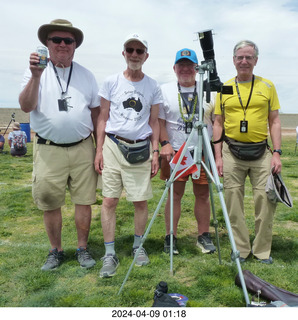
19, 19, 100, 271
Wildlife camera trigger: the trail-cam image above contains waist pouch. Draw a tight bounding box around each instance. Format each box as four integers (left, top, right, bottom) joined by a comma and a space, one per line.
109, 135, 150, 164
224, 137, 268, 161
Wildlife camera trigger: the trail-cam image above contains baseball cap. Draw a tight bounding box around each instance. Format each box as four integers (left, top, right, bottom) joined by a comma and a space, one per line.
175, 48, 198, 64
265, 168, 293, 208
124, 33, 148, 49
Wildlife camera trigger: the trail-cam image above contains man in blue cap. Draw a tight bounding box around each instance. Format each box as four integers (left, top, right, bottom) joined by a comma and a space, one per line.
158, 48, 216, 255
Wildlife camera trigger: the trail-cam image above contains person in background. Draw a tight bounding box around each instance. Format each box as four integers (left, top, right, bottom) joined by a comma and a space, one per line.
94, 33, 162, 278
159, 48, 216, 255
19, 19, 100, 271
0, 133, 5, 152
8, 122, 27, 157
213, 40, 282, 264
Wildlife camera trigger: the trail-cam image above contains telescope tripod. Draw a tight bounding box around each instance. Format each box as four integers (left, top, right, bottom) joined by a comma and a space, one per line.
118, 62, 250, 307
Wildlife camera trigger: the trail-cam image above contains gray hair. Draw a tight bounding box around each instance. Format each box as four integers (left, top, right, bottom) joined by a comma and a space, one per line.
233, 40, 259, 57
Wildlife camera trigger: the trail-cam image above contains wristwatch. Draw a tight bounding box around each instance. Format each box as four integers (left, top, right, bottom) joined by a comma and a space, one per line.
160, 140, 170, 147
273, 149, 282, 155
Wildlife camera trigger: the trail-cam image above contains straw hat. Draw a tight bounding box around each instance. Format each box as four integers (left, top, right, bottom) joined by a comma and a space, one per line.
265, 168, 293, 208
38, 19, 84, 48
12, 122, 20, 130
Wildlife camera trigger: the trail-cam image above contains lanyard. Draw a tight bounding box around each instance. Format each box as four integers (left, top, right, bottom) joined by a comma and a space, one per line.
235, 75, 254, 120
52, 62, 73, 95
177, 82, 197, 120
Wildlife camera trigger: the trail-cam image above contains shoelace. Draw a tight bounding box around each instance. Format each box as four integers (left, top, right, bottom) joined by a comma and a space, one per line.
133, 247, 147, 256
78, 249, 92, 261
102, 255, 117, 266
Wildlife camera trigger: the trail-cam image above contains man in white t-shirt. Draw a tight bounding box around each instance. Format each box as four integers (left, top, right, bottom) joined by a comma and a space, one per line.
19, 19, 100, 271
159, 48, 216, 255
94, 34, 162, 278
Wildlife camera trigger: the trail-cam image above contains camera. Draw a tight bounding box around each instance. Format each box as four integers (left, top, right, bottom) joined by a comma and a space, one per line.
196, 30, 233, 95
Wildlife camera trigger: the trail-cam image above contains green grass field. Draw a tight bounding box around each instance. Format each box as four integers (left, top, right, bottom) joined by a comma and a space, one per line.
0, 137, 297, 309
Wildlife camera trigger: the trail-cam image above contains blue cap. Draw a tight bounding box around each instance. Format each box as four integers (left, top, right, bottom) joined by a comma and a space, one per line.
175, 48, 198, 64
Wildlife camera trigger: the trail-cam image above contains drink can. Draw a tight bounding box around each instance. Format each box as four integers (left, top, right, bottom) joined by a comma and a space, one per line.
36, 46, 48, 68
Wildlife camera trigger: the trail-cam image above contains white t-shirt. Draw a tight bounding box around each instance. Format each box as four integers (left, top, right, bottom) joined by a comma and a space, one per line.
159, 81, 215, 151
100, 72, 163, 140
21, 61, 100, 144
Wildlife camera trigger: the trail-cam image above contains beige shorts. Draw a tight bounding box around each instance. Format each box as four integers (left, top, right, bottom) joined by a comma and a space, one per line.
101, 135, 153, 201
32, 135, 98, 211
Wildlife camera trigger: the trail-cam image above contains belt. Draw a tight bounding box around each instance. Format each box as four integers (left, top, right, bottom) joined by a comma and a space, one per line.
36, 134, 90, 147
107, 133, 146, 144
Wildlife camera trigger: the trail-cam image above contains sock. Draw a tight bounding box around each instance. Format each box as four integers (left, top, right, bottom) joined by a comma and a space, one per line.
104, 241, 115, 256
133, 234, 143, 248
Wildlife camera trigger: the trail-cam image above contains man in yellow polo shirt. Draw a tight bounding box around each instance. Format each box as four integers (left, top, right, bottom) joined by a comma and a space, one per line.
213, 40, 282, 264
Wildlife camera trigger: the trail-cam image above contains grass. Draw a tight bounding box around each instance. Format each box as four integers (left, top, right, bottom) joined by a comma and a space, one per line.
0, 137, 297, 309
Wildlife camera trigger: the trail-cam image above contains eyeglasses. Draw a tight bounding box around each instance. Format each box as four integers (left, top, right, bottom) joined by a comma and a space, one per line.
125, 47, 146, 55
48, 37, 76, 45
235, 55, 255, 61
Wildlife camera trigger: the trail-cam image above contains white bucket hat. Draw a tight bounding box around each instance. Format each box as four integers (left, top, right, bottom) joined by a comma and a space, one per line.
265, 168, 293, 208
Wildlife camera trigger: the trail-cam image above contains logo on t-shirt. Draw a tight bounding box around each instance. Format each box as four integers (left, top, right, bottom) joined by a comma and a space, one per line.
122, 97, 143, 112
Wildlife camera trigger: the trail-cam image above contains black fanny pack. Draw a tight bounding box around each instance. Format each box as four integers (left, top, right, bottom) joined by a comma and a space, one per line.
108, 134, 150, 164
224, 137, 268, 161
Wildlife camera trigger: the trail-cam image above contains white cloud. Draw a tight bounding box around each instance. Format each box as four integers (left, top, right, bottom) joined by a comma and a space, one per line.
0, 0, 297, 113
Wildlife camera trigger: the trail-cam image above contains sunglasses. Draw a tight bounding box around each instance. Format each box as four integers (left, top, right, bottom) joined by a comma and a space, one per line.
48, 37, 76, 45
125, 47, 146, 55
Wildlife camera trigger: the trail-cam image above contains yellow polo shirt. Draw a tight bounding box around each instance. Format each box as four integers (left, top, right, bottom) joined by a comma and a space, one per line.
215, 76, 280, 142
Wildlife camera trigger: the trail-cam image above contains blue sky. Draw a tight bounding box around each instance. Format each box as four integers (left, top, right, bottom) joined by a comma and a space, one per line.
1, 0, 298, 113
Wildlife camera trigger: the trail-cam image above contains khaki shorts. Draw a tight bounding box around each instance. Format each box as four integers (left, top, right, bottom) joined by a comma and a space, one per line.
101, 135, 153, 201
160, 157, 208, 185
32, 135, 97, 211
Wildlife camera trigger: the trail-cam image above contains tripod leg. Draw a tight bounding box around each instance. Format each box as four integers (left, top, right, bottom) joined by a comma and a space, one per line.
118, 185, 170, 295
201, 126, 250, 306
118, 133, 197, 295
202, 142, 222, 263
208, 182, 222, 264
3, 119, 13, 136
170, 182, 174, 275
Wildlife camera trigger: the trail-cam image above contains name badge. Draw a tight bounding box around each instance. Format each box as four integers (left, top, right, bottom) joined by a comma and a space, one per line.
185, 122, 193, 134
240, 120, 248, 133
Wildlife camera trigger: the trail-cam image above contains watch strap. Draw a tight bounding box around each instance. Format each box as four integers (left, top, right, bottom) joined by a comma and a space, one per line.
161, 140, 170, 147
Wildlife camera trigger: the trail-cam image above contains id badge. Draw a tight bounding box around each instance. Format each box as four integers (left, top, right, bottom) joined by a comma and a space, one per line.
58, 99, 68, 112
185, 122, 193, 134
240, 120, 248, 133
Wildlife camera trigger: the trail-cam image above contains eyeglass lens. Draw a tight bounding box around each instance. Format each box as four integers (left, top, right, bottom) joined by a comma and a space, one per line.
48, 37, 76, 45
235, 56, 254, 61
125, 48, 145, 55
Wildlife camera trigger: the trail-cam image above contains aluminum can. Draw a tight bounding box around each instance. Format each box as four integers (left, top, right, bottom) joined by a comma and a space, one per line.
36, 46, 48, 68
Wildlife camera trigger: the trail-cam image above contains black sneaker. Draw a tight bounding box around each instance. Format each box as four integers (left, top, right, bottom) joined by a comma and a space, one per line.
41, 248, 65, 271
197, 232, 216, 254
256, 256, 273, 264
164, 234, 179, 255
76, 247, 96, 268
